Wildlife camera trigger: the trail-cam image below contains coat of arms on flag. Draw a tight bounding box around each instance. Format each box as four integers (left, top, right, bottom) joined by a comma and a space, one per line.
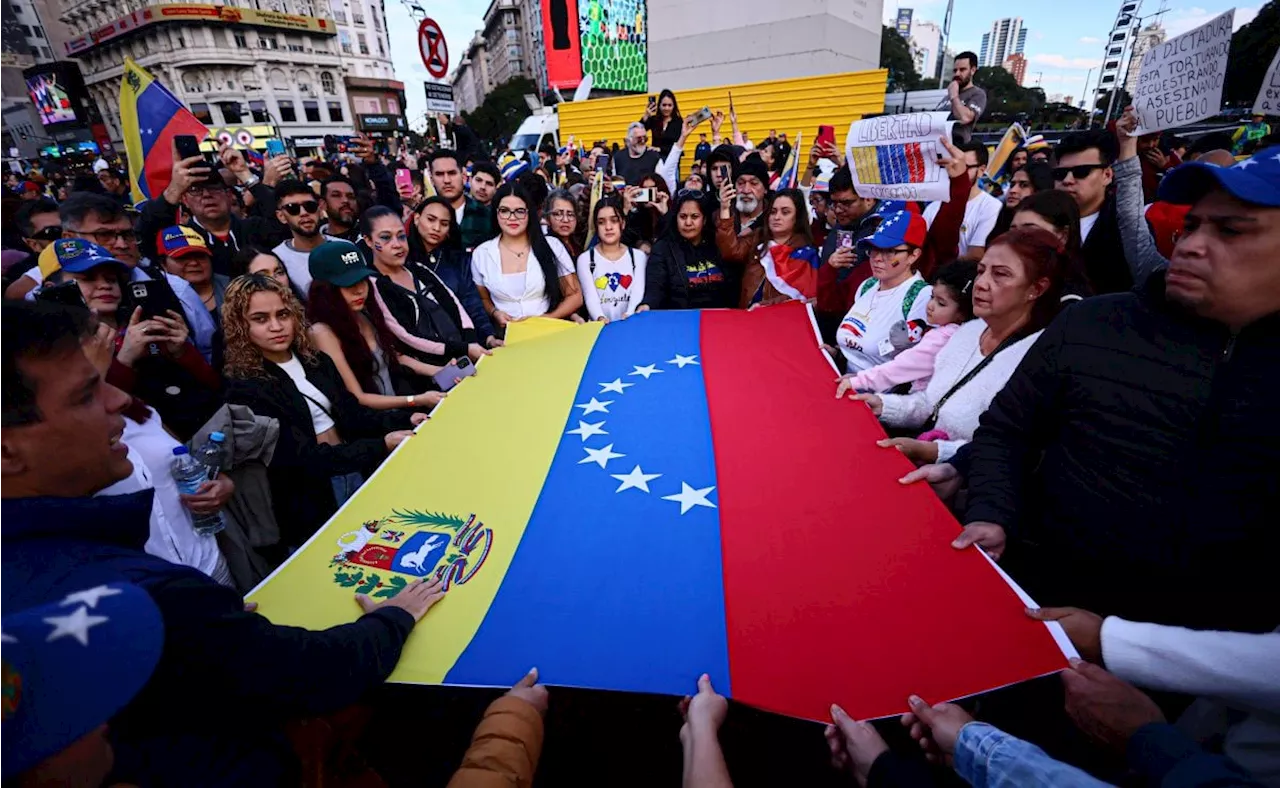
330, 511, 493, 596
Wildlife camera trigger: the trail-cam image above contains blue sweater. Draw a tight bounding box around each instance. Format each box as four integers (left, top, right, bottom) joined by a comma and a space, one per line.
2, 492, 415, 787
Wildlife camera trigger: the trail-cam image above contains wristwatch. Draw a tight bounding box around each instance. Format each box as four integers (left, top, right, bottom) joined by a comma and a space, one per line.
240, 174, 260, 188
406, 395, 416, 406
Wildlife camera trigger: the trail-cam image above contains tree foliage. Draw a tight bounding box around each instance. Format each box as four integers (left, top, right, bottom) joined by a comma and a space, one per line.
881, 25, 924, 92
1226, 0, 1280, 105
975, 66, 1046, 118
462, 76, 539, 143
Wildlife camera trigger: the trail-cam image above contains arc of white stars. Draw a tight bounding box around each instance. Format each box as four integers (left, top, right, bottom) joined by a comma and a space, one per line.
60, 585, 122, 609
667, 354, 699, 368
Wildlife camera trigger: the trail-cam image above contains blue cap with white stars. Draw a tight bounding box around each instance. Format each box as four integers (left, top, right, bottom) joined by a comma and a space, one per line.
1159, 149, 1280, 208
1, 583, 163, 778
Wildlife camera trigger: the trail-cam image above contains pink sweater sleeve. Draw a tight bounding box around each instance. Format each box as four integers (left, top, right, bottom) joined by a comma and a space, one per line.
844, 323, 962, 393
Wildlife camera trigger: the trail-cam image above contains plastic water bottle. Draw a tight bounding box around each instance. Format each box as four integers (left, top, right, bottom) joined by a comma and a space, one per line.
196, 431, 227, 479
171, 446, 224, 536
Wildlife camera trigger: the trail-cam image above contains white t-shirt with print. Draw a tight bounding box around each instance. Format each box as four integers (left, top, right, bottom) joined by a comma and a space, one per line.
836, 272, 932, 374
274, 354, 335, 435
923, 191, 1003, 257
576, 245, 648, 322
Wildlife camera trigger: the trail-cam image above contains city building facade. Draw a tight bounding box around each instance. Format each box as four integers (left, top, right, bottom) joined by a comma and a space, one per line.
1124, 20, 1165, 96
450, 31, 492, 114
1093, 0, 1141, 111
46, 0, 403, 153
1003, 52, 1027, 86
979, 17, 1026, 68
910, 19, 943, 85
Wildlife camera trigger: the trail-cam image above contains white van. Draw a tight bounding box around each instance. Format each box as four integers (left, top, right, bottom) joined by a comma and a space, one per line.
509, 109, 559, 159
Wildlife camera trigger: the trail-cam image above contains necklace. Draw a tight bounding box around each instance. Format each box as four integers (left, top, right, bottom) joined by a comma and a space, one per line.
500, 241, 529, 258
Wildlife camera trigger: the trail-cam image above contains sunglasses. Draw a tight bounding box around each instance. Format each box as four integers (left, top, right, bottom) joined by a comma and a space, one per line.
26, 226, 62, 241
676, 189, 705, 199
1052, 164, 1107, 182
280, 200, 320, 216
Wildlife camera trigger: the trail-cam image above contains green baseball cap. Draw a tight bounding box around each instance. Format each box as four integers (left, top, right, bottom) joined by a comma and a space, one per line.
308, 240, 375, 288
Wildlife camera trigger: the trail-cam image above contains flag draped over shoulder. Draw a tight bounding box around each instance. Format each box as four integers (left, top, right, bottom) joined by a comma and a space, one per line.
778, 131, 802, 190
118, 57, 208, 204
584, 169, 604, 245
249, 304, 1070, 722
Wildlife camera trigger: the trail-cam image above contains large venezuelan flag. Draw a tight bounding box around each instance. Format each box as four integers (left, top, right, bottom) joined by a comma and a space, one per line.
250, 304, 1070, 721
118, 57, 209, 204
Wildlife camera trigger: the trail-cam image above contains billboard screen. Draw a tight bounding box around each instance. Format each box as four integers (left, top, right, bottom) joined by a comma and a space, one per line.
24, 62, 89, 127
544, 0, 648, 93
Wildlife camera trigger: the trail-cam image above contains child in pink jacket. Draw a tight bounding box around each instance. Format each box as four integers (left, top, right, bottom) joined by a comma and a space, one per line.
835, 260, 975, 396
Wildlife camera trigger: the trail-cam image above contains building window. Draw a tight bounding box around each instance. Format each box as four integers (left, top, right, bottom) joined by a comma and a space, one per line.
339, 30, 352, 54
357, 33, 368, 54
508, 45, 519, 57
260, 36, 278, 49
303, 101, 321, 122
327, 101, 344, 121
219, 101, 243, 123
352, 11, 364, 24
386, 97, 398, 114
278, 100, 296, 122
191, 102, 214, 124
372, 9, 380, 29
249, 100, 270, 123
320, 71, 335, 94
376, 38, 384, 57
33, 25, 43, 37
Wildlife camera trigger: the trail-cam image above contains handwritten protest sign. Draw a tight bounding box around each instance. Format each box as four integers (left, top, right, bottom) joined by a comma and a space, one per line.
846, 112, 955, 202
1253, 48, 1280, 116
1134, 9, 1233, 134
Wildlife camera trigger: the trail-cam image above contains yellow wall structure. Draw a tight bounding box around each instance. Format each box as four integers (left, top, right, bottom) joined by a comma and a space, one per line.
558, 69, 888, 153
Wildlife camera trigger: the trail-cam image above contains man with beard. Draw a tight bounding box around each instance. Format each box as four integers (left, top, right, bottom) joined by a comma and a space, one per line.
611, 122, 662, 186
429, 149, 494, 251
138, 144, 289, 276
941, 51, 986, 144
271, 180, 341, 297
713, 152, 770, 307
318, 175, 360, 241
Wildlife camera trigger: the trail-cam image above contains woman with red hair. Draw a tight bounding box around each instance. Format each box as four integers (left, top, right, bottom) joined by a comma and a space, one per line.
853, 227, 1072, 465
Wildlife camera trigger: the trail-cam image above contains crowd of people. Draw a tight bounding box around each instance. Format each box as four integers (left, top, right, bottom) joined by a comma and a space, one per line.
1, 74, 1277, 788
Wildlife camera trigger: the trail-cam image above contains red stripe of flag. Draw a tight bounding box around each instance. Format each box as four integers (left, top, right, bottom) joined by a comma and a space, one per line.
906, 142, 925, 183
700, 303, 1067, 721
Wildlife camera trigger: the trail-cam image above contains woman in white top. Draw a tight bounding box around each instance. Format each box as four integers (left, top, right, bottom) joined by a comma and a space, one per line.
836, 210, 935, 374
471, 182, 584, 332
853, 227, 1071, 465
222, 274, 425, 542
577, 196, 648, 322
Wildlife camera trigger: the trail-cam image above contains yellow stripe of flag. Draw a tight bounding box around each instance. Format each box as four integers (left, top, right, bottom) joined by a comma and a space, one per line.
248, 319, 602, 683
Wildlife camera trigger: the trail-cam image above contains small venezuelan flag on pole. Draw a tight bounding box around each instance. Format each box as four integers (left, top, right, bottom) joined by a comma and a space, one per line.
778, 131, 802, 190
118, 57, 209, 204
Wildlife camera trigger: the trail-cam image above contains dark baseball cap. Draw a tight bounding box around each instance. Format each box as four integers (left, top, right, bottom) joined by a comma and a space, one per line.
1159, 151, 1280, 208
308, 240, 375, 287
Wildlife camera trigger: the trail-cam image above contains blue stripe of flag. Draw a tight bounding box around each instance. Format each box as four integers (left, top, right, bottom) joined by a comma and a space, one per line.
445, 311, 730, 695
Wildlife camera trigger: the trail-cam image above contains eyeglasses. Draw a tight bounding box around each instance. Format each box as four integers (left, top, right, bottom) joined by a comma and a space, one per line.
70, 228, 136, 245
831, 198, 860, 209
1052, 164, 1107, 182
549, 210, 576, 220
187, 184, 228, 196
280, 200, 320, 216
25, 226, 62, 241
497, 207, 528, 219
869, 246, 912, 259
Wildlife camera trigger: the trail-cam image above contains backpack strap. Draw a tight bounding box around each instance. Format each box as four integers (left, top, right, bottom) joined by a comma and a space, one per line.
588, 247, 596, 277
901, 278, 929, 321
858, 277, 878, 299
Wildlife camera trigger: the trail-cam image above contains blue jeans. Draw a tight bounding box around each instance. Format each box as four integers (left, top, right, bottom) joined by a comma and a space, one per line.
330, 471, 364, 507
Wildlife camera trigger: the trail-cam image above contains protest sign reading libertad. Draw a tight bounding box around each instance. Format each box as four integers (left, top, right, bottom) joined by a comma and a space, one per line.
1134, 9, 1234, 134
846, 112, 955, 202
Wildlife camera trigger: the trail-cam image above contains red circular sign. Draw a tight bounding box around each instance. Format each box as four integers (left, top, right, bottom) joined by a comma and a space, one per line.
418, 18, 449, 80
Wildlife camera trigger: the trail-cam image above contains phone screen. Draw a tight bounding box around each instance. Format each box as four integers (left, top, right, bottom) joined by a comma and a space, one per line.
175, 134, 202, 160
265, 139, 287, 157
